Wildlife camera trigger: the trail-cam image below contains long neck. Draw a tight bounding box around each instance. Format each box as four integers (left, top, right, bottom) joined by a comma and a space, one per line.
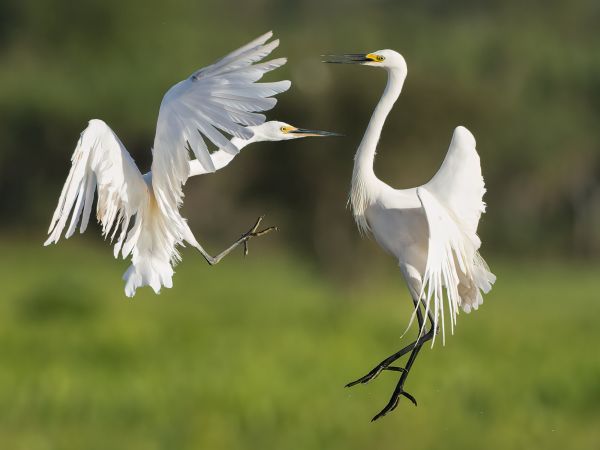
354, 68, 405, 179
185, 135, 258, 177
230, 135, 256, 151
350, 68, 405, 229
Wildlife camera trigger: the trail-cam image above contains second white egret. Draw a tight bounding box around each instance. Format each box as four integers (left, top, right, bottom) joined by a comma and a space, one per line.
324, 50, 496, 421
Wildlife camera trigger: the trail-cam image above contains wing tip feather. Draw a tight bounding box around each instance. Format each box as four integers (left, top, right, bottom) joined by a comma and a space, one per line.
259, 30, 274, 42
279, 79, 291, 93
453, 125, 476, 148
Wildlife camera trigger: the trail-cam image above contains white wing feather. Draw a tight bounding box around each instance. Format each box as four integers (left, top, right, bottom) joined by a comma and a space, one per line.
45, 119, 187, 296
416, 126, 496, 344
151, 31, 290, 218
45, 119, 148, 257
424, 126, 486, 237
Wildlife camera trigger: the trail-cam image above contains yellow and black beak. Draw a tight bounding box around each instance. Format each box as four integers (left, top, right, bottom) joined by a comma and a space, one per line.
289, 128, 343, 137
322, 53, 379, 64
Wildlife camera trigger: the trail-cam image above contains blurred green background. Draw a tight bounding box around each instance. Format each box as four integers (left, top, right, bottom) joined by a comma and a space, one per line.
1, 0, 599, 449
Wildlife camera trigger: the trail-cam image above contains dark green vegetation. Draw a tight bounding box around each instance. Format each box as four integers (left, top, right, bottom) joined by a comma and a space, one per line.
1, 241, 598, 449
1, 0, 600, 266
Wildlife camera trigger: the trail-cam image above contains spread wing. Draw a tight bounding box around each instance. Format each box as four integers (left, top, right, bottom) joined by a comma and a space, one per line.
150, 31, 290, 216
424, 126, 486, 237
45, 119, 149, 258
416, 126, 495, 344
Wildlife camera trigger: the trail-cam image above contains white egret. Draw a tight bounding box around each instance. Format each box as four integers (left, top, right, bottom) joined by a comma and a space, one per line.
324, 51, 496, 420
45, 32, 337, 297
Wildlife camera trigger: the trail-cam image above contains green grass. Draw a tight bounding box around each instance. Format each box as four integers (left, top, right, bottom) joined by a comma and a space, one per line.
0, 239, 599, 450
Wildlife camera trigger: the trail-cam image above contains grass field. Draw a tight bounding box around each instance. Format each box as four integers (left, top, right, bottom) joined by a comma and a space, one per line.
0, 239, 598, 450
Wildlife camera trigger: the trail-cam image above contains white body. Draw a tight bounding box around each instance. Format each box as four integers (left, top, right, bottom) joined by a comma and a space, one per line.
45, 32, 291, 297
347, 50, 496, 343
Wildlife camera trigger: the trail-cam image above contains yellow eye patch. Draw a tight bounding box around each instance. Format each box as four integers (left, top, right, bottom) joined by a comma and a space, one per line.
366, 53, 385, 62
280, 126, 295, 133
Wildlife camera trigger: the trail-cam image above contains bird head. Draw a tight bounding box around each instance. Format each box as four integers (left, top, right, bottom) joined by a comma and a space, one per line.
249, 121, 342, 142
323, 49, 407, 73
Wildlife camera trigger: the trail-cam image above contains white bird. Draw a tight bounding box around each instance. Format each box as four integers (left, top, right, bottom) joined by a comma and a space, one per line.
45, 32, 337, 297
324, 51, 496, 420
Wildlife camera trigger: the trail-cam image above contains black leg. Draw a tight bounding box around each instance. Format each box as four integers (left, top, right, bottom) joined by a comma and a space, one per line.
345, 339, 420, 387
345, 297, 428, 388
345, 296, 437, 421
371, 326, 434, 421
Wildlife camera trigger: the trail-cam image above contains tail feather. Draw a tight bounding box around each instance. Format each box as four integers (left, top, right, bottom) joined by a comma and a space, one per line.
124, 255, 174, 297
120, 192, 186, 297
459, 252, 496, 313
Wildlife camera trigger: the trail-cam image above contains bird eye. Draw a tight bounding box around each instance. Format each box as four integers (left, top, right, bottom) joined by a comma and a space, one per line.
280, 126, 287, 133
376, 55, 385, 62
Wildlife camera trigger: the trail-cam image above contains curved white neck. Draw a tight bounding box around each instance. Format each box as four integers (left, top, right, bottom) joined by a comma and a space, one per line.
350, 67, 405, 230
354, 68, 405, 178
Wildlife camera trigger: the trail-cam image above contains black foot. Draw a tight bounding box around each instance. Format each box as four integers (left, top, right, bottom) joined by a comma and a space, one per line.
346, 366, 406, 387
371, 389, 418, 422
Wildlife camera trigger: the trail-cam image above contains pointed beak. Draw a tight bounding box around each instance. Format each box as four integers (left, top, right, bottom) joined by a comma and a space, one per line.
322, 53, 371, 64
289, 128, 343, 137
